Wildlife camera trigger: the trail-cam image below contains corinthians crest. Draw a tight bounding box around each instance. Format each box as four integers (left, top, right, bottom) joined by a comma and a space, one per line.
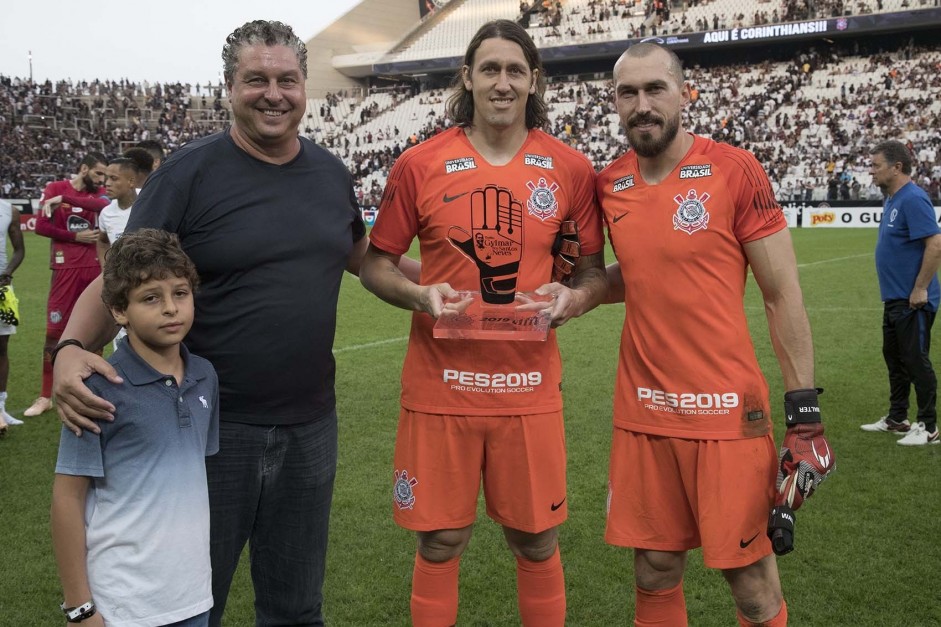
526, 177, 559, 221
672, 189, 711, 235
393, 469, 419, 510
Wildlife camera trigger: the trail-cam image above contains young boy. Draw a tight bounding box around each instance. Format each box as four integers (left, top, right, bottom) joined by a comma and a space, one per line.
51, 228, 218, 626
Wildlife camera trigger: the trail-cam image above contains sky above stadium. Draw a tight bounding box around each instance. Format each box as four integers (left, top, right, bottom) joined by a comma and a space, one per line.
1, 0, 363, 85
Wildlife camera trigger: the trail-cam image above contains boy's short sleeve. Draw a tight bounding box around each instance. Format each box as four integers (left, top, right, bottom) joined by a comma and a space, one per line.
54, 377, 107, 477
55, 426, 104, 478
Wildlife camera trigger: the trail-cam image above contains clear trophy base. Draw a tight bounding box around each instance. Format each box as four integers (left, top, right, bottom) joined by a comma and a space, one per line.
433, 291, 552, 341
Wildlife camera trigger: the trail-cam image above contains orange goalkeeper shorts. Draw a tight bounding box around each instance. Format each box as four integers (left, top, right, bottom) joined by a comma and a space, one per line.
605, 428, 777, 569
392, 409, 567, 534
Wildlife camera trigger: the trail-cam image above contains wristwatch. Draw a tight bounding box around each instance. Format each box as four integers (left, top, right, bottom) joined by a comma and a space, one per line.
61, 600, 96, 623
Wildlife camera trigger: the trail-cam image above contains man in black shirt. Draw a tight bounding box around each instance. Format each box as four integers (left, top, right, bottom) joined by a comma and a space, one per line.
52, 20, 416, 627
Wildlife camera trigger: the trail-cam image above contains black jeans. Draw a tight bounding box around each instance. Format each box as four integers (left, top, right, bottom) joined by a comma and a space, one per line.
207, 413, 338, 627
882, 300, 937, 427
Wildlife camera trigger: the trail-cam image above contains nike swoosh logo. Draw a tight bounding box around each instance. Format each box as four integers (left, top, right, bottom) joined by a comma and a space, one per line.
443, 192, 469, 203
550, 498, 566, 511
613, 211, 630, 223
739, 532, 760, 548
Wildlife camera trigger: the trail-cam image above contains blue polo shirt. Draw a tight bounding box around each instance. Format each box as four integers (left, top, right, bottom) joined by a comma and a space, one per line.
875, 181, 941, 310
55, 338, 219, 626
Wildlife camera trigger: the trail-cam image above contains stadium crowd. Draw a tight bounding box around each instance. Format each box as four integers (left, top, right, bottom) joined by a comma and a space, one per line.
320, 40, 941, 205
0, 76, 228, 199
2, 40, 940, 207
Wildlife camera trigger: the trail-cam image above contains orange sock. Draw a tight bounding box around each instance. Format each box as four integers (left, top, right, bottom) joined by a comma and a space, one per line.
516, 547, 565, 627
411, 553, 460, 627
737, 600, 788, 627
635, 581, 687, 627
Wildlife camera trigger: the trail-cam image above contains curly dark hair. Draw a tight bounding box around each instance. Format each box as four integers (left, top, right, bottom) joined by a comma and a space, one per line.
222, 20, 308, 85
445, 19, 548, 130
101, 229, 200, 312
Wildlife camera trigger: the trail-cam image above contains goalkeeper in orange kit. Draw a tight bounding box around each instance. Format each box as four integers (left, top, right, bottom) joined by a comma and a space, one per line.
598, 43, 835, 627
359, 19, 607, 627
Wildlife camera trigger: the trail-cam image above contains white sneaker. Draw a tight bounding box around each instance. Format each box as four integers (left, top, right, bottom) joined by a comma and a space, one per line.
860, 415, 911, 434
897, 422, 940, 446
1, 409, 22, 426
23, 396, 52, 417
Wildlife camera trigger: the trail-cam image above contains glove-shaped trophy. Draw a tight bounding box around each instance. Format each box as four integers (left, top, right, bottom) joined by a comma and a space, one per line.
434, 185, 552, 340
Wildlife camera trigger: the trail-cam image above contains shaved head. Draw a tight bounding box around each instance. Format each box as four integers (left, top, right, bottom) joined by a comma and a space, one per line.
611, 43, 690, 158
614, 43, 685, 87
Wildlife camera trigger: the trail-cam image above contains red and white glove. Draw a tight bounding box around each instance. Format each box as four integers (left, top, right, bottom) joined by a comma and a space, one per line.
767, 388, 836, 555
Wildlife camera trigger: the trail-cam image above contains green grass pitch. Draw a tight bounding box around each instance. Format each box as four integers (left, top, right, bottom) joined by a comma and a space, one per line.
1, 229, 939, 626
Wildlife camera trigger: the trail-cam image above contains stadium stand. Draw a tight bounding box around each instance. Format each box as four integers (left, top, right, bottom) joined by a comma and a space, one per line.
0, 77, 227, 199
387, 0, 928, 61
2, 0, 940, 206
313, 39, 941, 205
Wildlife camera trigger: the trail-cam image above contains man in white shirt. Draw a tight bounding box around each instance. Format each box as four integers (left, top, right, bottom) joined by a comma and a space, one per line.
97, 158, 140, 264
97, 157, 141, 350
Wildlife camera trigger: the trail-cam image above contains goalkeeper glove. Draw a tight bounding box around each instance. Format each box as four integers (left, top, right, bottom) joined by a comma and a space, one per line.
767, 387, 835, 555
550, 220, 580, 284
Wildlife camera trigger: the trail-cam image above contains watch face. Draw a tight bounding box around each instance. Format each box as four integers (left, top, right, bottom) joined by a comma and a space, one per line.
63, 601, 95, 622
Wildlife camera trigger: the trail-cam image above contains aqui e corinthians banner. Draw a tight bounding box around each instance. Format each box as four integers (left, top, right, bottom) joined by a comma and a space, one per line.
701, 20, 828, 44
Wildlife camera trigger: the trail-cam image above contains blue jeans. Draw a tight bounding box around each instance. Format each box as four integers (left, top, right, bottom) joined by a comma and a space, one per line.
166, 610, 210, 626
207, 413, 338, 627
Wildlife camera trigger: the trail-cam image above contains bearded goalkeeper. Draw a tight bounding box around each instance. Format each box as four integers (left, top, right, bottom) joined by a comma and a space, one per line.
598, 43, 836, 627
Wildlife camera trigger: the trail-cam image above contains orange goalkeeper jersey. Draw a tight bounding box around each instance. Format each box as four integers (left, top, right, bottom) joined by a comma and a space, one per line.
597, 134, 785, 439
371, 127, 603, 416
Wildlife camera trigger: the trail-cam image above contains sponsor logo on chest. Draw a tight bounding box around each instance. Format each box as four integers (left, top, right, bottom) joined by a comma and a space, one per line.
67, 215, 92, 232
612, 175, 635, 193
524, 153, 554, 169
679, 164, 712, 179
444, 157, 477, 174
